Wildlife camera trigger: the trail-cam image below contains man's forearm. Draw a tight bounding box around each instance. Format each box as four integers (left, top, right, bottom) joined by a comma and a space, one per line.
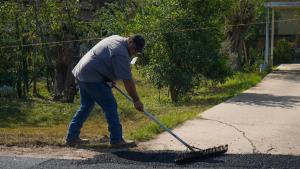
123, 79, 140, 102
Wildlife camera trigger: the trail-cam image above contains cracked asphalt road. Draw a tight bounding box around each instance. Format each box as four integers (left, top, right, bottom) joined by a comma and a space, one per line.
1, 64, 300, 168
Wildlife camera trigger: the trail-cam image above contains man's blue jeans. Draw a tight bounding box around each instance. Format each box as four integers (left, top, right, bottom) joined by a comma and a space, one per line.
66, 80, 123, 144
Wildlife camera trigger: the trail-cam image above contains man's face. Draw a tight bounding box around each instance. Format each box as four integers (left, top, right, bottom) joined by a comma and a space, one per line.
128, 38, 138, 56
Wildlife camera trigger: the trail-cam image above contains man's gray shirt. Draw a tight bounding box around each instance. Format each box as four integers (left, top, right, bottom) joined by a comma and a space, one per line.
72, 35, 132, 82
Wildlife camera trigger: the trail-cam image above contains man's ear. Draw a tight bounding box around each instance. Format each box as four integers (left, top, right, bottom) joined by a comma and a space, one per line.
128, 38, 134, 47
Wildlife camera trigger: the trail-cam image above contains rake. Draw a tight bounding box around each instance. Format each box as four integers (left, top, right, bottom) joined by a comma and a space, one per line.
112, 84, 228, 164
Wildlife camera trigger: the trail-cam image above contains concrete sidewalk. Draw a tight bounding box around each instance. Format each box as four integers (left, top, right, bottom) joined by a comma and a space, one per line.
139, 64, 300, 155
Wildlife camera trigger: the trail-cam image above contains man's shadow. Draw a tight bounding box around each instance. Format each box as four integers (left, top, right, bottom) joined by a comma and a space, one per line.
73, 143, 225, 164
78, 145, 225, 165
111, 150, 225, 164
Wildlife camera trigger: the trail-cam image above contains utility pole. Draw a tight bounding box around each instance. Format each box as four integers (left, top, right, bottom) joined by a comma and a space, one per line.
265, 8, 270, 66
270, 8, 275, 68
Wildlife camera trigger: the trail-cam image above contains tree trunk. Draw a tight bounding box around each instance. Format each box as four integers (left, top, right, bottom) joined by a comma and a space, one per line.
21, 38, 29, 96
32, 48, 38, 96
63, 61, 78, 102
52, 43, 78, 102
33, 0, 55, 93
228, 0, 255, 70
53, 61, 65, 100
169, 85, 179, 103
51, 1, 78, 102
33, 76, 37, 96
15, 0, 23, 98
52, 0, 107, 102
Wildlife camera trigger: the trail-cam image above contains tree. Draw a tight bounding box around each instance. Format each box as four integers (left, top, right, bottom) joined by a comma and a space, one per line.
96, 0, 233, 102
0, 0, 108, 101
226, 0, 265, 70
129, 0, 232, 102
50, 0, 108, 102
0, 1, 32, 98
0, 0, 235, 103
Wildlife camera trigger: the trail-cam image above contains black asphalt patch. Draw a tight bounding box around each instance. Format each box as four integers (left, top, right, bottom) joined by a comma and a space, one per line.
3, 152, 300, 168
76, 151, 300, 168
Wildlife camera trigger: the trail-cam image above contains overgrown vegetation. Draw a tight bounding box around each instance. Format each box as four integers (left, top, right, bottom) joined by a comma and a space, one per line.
0, 0, 268, 102
0, 0, 280, 146
274, 39, 295, 65
0, 69, 266, 146
226, 0, 265, 70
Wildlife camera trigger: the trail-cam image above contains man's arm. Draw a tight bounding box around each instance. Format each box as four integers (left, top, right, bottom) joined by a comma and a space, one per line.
123, 79, 144, 112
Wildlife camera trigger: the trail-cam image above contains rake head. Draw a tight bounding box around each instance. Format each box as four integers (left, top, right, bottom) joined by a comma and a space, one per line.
174, 144, 228, 164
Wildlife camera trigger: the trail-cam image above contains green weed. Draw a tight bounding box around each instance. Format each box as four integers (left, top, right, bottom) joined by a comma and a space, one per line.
0, 71, 266, 146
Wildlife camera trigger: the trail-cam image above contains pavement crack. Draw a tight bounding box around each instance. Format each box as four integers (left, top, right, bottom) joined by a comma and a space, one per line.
266, 146, 275, 154
199, 117, 260, 154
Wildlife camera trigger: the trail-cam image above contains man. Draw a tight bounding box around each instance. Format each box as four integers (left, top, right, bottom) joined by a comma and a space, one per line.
66, 34, 145, 147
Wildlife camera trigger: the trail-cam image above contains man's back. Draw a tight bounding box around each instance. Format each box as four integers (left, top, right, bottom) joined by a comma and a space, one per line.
72, 35, 132, 82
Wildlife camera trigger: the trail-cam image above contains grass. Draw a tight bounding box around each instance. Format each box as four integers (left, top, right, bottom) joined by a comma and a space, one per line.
0, 70, 266, 146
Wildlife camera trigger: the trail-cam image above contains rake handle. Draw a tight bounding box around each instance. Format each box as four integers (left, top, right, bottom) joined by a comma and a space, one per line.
113, 84, 195, 152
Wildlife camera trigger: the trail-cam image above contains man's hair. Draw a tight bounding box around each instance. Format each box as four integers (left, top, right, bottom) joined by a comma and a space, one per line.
130, 34, 145, 53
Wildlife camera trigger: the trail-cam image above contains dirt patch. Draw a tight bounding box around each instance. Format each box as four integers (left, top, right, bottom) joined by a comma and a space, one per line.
0, 145, 101, 159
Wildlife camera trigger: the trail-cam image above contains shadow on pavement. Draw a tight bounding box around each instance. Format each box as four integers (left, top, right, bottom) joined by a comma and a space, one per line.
112, 150, 224, 164
226, 67, 300, 109
113, 150, 178, 163
228, 93, 300, 108
269, 69, 300, 82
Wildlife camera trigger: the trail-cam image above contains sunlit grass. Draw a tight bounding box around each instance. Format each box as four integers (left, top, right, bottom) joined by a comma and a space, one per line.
0, 70, 266, 146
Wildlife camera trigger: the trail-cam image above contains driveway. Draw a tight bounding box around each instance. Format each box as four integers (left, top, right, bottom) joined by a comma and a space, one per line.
140, 64, 300, 155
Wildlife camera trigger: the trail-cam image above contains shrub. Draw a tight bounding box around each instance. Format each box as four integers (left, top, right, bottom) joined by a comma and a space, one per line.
242, 48, 264, 72
0, 85, 16, 98
274, 39, 295, 65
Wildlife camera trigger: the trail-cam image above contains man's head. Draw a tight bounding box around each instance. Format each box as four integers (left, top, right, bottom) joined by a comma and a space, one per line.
127, 34, 145, 56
